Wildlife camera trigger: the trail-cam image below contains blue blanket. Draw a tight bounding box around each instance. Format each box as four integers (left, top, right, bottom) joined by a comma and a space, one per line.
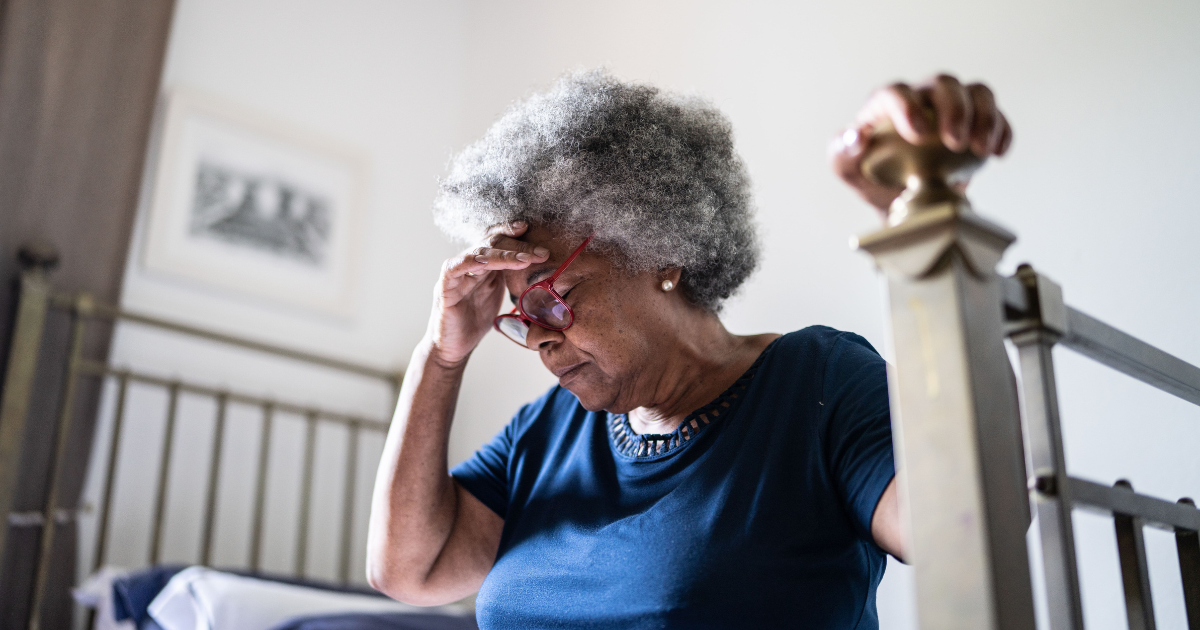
271, 613, 477, 630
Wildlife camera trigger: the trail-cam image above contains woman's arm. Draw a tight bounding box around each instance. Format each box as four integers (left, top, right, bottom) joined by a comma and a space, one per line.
870, 478, 907, 562
365, 341, 502, 605
366, 222, 549, 605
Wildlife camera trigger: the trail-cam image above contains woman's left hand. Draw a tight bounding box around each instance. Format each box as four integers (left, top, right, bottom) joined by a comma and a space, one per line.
830, 74, 1013, 215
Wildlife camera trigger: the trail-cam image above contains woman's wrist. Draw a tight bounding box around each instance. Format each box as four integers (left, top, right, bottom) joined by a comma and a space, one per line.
418, 334, 473, 373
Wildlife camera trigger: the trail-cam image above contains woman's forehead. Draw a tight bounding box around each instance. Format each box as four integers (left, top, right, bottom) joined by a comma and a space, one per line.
517, 227, 592, 266
517, 224, 567, 248
503, 230, 599, 293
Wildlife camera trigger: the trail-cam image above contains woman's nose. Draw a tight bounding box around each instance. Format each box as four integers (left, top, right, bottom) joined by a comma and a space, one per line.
525, 324, 563, 350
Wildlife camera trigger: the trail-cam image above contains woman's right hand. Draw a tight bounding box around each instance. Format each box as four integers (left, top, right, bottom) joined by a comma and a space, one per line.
426, 221, 550, 366
829, 75, 1013, 218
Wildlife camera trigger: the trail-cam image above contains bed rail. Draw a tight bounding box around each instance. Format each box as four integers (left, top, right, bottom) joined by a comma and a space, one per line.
1002, 274, 1200, 407
855, 127, 1200, 630
0, 258, 402, 630
1006, 266, 1200, 630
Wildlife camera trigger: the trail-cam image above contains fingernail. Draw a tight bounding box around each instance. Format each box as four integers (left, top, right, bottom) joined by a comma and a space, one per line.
841, 128, 867, 157
474, 255, 488, 264
533, 247, 550, 257
516, 252, 533, 262
512, 220, 527, 228
842, 128, 859, 146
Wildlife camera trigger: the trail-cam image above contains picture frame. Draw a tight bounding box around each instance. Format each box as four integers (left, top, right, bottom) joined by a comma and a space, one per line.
142, 90, 367, 318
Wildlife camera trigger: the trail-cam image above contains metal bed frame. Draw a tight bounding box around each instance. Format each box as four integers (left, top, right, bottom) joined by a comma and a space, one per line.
0, 260, 401, 630
857, 128, 1200, 629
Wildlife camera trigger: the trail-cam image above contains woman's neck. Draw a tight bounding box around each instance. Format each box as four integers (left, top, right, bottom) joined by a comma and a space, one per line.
626, 316, 776, 435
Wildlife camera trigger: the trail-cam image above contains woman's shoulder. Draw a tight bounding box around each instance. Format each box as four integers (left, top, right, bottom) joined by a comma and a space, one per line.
772, 325, 880, 355
759, 326, 884, 378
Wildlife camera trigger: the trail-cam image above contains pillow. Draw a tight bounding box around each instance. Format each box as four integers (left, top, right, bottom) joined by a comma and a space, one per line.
148, 567, 469, 630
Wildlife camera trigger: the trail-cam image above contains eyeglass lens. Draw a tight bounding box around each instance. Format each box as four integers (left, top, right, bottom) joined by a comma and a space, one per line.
496, 316, 529, 346
520, 286, 571, 329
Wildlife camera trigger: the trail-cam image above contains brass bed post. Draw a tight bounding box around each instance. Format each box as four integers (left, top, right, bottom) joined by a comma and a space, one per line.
1007, 266, 1085, 630
853, 123, 1036, 630
28, 292, 91, 630
0, 251, 54, 575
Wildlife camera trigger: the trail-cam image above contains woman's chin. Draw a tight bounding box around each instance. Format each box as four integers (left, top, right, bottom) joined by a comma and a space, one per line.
561, 380, 613, 412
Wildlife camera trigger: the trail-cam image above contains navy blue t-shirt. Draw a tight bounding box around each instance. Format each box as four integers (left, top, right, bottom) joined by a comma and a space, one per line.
450, 327, 895, 629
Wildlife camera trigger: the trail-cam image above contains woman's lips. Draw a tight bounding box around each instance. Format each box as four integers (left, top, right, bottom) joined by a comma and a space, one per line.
553, 362, 587, 382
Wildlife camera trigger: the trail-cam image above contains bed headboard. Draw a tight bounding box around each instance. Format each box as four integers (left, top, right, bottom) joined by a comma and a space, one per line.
0, 266, 401, 630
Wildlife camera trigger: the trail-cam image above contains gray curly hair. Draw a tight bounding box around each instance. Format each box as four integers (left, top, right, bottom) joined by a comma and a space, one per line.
433, 69, 759, 312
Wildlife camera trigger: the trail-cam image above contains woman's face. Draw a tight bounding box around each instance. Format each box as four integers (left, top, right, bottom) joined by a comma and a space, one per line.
501, 225, 680, 413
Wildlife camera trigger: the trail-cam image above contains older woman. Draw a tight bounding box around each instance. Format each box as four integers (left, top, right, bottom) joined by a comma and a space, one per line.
367, 70, 1011, 629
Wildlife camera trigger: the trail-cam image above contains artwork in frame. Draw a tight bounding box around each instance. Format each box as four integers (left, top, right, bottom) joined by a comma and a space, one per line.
142, 90, 366, 318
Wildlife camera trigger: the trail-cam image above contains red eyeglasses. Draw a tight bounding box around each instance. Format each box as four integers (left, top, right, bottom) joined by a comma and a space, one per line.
493, 235, 593, 348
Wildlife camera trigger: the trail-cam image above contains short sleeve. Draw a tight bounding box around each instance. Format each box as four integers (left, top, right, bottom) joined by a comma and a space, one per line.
451, 421, 515, 518
822, 333, 896, 544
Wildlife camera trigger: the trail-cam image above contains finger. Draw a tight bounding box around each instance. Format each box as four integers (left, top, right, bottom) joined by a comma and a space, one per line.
830, 125, 905, 214
471, 247, 541, 269
962, 83, 998, 157
440, 256, 504, 306
484, 220, 529, 240
482, 233, 550, 262
995, 113, 1014, 156
829, 124, 873, 182
829, 124, 872, 163
858, 83, 933, 145
444, 252, 492, 284
923, 75, 972, 152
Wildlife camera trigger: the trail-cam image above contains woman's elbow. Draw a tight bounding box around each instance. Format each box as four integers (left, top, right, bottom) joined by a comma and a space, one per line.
365, 544, 411, 599
365, 557, 394, 595
366, 557, 453, 606
367, 564, 421, 604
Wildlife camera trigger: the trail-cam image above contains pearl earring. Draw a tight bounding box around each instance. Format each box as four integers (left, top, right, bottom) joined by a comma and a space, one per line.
662, 279, 675, 292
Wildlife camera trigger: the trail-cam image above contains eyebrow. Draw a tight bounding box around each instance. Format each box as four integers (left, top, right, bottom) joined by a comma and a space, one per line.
525, 267, 553, 285
508, 265, 559, 304
508, 265, 557, 305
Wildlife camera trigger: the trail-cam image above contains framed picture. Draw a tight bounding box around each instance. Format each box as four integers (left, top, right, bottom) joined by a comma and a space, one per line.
142, 90, 366, 318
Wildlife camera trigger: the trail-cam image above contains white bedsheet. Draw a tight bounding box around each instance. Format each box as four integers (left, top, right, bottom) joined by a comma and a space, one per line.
73, 567, 136, 630
148, 567, 465, 630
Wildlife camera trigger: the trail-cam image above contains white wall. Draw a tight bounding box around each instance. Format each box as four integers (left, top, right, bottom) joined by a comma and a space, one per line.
92, 0, 1200, 628
119, 0, 469, 386
82, 0, 471, 589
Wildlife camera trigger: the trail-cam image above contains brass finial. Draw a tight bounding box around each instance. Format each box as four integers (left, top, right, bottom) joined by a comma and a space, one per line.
859, 115, 985, 227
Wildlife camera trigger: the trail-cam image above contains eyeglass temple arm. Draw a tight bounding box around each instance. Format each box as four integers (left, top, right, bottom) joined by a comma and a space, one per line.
545, 234, 594, 284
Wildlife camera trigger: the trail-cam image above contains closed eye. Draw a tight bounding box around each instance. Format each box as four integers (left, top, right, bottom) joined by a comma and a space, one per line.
557, 284, 578, 302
